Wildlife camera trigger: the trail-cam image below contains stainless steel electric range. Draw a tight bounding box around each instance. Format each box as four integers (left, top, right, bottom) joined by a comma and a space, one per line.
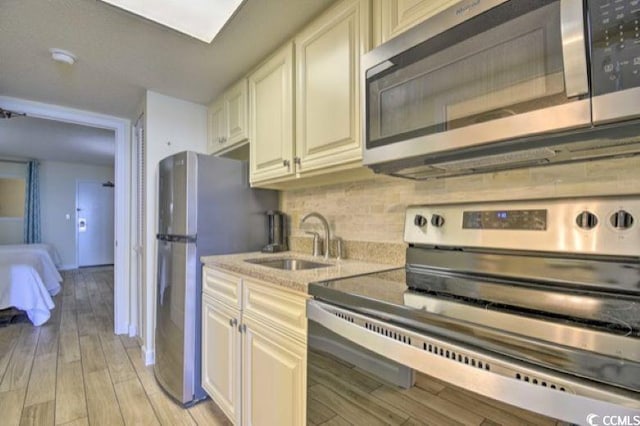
306, 196, 640, 425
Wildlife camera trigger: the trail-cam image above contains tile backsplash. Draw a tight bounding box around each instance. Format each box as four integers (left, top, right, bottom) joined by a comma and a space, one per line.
280, 156, 640, 244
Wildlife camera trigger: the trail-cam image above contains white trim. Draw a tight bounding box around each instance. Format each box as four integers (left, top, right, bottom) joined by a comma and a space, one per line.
128, 323, 138, 337
141, 345, 155, 366
0, 96, 133, 336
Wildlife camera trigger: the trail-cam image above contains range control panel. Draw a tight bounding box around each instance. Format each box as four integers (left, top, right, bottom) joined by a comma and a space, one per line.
404, 197, 640, 256
462, 209, 547, 230
590, 0, 640, 96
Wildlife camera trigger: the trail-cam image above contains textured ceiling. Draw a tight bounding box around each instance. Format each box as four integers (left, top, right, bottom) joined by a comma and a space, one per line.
0, 116, 115, 166
0, 0, 335, 118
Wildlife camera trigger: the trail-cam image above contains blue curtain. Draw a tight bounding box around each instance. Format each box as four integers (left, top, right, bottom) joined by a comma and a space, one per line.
23, 160, 41, 243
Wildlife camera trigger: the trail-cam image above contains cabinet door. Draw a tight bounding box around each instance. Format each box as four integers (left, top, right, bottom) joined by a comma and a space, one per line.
207, 98, 227, 154
378, 0, 458, 45
202, 295, 241, 425
242, 315, 306, 426
249, 43, 295, 184
295, 0, 370, 174
225, 79, 249, 145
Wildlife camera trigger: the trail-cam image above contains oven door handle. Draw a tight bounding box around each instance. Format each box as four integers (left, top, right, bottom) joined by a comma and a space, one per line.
307, 300, 640, 423
560, 0, 589, 98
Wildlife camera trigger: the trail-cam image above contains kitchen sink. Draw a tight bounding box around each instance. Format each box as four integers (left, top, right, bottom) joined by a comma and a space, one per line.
245, 257, 331, 271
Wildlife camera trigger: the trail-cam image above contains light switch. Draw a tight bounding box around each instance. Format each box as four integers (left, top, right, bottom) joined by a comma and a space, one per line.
65, 214, 70, 220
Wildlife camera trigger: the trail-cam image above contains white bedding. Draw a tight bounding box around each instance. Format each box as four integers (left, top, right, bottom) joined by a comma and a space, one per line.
0, 243, 63, 326
0, 247, 62, 295
0, 243, 62, 267
0, 263, 55, 326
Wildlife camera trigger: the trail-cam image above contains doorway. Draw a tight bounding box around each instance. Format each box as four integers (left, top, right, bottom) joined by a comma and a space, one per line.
77, 180, 115, 267
0, 95, 132, 335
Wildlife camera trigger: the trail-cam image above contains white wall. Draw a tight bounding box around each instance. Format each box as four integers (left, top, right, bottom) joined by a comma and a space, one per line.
40, 161, 114, 269
0, 161, 27, 244
141, 91, 208, 362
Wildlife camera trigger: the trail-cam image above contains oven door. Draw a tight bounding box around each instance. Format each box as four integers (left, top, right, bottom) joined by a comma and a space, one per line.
362, 0, 591, 167
306, 300, 640, 424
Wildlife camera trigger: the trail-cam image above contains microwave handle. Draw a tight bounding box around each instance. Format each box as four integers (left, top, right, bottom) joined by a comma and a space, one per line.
560, 0, 589, 98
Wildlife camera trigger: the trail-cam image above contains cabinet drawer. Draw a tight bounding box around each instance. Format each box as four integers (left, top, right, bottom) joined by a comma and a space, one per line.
203, 267, 242, 309
243, 277, 307, 342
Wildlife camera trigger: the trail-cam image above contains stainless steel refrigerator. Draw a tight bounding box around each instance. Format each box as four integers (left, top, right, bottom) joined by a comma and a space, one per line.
154, 151, 278, 406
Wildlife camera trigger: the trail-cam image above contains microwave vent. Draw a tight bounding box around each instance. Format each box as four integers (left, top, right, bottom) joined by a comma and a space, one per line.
565, 138, 640, 160
433, 148, 556, 171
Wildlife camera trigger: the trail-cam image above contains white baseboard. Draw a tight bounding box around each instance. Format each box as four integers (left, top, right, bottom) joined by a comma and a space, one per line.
142, 345, 155, 366
128, 324, 137, 337
59, 264, 78, 271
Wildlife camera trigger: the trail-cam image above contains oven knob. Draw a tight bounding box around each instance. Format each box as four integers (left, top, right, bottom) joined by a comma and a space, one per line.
610, 210, 634, 229
414, 214, 427, 228
431, 214, 445, 228
576, 211, 598, 230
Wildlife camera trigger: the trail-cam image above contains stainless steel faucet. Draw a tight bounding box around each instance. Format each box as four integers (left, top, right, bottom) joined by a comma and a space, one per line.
300, 212, 330, 259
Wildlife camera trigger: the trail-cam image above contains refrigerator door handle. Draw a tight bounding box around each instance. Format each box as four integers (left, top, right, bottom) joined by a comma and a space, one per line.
157, 234, 197, 243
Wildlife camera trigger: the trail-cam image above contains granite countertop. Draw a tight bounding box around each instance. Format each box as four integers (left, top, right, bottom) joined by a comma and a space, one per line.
201, 251, 403, 293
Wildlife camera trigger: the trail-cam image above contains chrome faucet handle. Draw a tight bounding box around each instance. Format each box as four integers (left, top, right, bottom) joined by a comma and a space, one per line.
334, 237, 344, 260
305, 232, 322, 257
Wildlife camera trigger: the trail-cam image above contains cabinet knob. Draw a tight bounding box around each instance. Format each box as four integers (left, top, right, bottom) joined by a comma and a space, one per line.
283, 159, 290, 170
294, 157, 301, 165
229, 318, 237, 327
238, 324, 246, 333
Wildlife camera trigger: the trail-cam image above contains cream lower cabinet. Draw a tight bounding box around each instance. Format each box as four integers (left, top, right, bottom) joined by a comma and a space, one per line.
242, 314, 306, 426
202, 266, 307, 426
202, 294, 242, 424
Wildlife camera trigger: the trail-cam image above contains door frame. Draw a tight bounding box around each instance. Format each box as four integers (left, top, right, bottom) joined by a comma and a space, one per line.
0, 95, 132, 335
76, 179, 115, 268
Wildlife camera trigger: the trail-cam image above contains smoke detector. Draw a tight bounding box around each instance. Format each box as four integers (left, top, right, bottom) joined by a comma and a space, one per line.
49, 48, 77, 65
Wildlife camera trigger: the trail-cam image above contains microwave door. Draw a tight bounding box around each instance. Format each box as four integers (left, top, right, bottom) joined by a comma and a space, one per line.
363, 0, 591, 167
589, 0, 640, 124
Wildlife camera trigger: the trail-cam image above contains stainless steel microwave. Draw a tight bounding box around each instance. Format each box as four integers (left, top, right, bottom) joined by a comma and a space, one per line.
362, 0, 640, 179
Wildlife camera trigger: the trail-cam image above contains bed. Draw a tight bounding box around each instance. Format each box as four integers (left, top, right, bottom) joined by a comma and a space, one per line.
0, 243, 63, 326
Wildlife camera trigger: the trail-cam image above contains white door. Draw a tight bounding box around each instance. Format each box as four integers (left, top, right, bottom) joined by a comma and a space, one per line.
77, 180, 115, 267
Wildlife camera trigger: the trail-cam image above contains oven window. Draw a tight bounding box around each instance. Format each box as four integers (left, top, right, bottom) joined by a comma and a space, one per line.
367, 1, 574, 149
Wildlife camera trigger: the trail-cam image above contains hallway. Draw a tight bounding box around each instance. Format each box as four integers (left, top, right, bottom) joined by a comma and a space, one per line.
0, 267, 231, 425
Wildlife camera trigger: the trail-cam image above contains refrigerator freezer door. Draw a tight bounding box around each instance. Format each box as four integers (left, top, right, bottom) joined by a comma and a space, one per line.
158, 151, 197, 237
154, 238, 198, 404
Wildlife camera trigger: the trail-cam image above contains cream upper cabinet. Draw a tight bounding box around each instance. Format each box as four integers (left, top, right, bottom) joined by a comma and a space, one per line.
207, 97, 227, 154
376, 0, 458, 45
225, 79, 249, 146
294, 0, 370, 174
208, 79, 249, 155
249, 43, 295, 184
202, 294, 242, 425
242, 315, 306, 426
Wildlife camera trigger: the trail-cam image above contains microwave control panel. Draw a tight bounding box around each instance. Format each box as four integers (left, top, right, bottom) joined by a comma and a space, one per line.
589, 0, 640, 95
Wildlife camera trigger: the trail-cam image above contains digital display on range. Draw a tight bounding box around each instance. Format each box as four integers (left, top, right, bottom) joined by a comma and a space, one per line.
463, 209, 547, 230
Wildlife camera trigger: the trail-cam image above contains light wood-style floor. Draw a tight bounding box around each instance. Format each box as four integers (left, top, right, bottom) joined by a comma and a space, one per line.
0, 267, 231, 426
1, 267, 567, 426
308, 350, 565, 426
